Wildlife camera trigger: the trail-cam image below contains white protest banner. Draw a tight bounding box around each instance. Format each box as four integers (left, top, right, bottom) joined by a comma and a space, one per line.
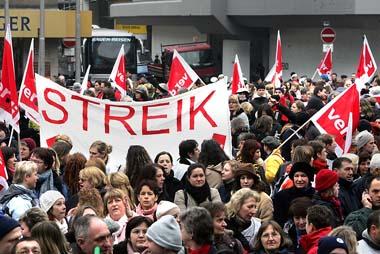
35, 74, 232, 172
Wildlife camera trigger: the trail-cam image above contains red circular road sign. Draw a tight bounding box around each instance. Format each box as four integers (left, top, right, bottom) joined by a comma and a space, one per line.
63, 37, 76, 48
321, 27, 336, 43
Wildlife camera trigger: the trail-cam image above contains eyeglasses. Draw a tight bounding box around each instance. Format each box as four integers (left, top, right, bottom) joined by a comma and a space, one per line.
261, 232, 280, 239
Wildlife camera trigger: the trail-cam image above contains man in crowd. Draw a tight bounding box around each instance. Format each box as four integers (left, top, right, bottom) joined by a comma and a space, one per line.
74, 215, 113, 254
334, 157, 361, 217
0, 215, 22, 254
357, 210, 380, 252
11, 237, 41, 254
345, 176, 380, 239
305, 85, 326, 112
0, 161, 39, 220
262, 136, 283, 184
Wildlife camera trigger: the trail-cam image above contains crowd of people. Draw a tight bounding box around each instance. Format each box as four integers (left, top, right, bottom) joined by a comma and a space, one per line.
1, 71, 380, 254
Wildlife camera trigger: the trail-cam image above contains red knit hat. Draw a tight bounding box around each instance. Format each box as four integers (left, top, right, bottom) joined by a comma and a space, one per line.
315, 169, 338, 192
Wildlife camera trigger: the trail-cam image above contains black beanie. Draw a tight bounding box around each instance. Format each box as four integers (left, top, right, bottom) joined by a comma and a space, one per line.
289, 162, 315, 182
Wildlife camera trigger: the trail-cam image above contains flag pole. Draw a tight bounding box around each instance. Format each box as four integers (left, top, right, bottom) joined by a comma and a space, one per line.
311, 69, 318, 81
8, 127, 14, 147
264, 117, 313, 162
17, 132, 22, 161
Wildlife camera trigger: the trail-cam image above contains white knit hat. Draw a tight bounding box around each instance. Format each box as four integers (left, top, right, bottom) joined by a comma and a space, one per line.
355, 130, 374, 150
39, 190, 65, 213
155, 201, 179, 219
146, 215, 182, 251
370, 153, 380, 169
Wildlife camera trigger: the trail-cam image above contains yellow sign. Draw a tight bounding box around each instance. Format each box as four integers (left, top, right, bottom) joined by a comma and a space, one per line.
0, 9, 92, 38
115, 24, 147, 34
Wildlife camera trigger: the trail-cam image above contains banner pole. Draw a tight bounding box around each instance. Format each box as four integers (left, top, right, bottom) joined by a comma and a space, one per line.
17, 132, 22, 161
264, 117, 313, 162
311, 69, 318, 81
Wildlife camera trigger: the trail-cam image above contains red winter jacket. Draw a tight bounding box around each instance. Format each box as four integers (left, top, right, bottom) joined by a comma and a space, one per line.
299, 226, 332, 254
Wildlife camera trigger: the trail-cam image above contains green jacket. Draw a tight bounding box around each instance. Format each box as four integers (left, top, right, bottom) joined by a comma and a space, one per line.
344, 207, 373, 239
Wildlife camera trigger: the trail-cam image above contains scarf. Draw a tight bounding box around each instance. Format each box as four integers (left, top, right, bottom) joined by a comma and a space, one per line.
185, 179, 211, 205
323, 195, 344, 222
38, 169, 56, 195
55, 218, 68, 234
312, 158, 328, 173
135, 203, 158, 221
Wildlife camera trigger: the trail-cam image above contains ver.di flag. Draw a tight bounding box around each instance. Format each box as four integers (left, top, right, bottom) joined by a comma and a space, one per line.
316, 47, 333, 77
109, 45, 127, 95
231, 54, 245, 94
356, 35, 377, 91
0, 25, 20, 132
19, 38, 40, 124
311, 83, 360, 156
167, 49, 200, 96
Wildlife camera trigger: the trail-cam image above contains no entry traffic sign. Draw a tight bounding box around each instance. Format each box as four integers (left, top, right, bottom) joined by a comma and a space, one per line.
321, 27, 336, 43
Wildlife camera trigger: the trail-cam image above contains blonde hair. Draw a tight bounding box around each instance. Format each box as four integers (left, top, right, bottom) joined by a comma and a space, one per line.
329, 226, 358, 254
222, 160, 240, 175
85, 158, 106, 173
79, 167, 106, 189
226, 188, 260, 218
103, 188, 127, 214
104, 172, 136, 209
240, 102, 253, 114
13, 161, 38, 184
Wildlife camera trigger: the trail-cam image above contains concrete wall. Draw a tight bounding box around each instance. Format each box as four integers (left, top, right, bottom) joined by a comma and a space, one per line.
151, 25, 207, 58
268, 28, 380, 79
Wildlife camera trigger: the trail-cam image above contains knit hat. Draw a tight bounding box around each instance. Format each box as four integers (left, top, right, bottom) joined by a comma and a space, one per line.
315, 169, 338, 192
317, 236, 348, 254
370, 153, 380, 169
289, 162, 315, 182
355, 130, 374, 150
40, 190, 65, 213
146, 215, 182, 251
20, 138, 37, 152
0, 215, 20, 240
235, 163, 260, 182
156, 201, 179, 219
261, 136, 280, 150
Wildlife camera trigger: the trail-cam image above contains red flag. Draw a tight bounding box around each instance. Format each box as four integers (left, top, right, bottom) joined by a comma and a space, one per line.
273, 30, 282, 88
356, 35, 377, 91
0, 25, 19, 132
265, 31, 282, 87
316, 47, 333, 77
19, 39, 39, 124
231, 55, 245, 94
109, 45, 126, 95
311, 83, 360, 156
167, 49, 200, 96
0, 149, 8, 180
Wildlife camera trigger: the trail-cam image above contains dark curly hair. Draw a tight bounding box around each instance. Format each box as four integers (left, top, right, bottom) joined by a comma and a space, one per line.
198, 139, 229, 167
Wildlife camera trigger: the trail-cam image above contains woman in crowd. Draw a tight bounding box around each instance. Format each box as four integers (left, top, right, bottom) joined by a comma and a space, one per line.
229, 94, 249, 130
125, 145, 153, 188
154, 151, 183, 202
39, 190, 68, 234
234, 163, 273, 220
252, 220, 293, 254
226, 188, 262, 251
312, 169, 344, 226
135, 164, 168, 202
85, 157, 106, 173
251, 115, 274, 142
74, 187, 104, 217
202, 201, 245, 253
104, 172, 136, 210
174, 163, 221, 211
1, 146, 17, 185
113, 216, 153, 254
19, 207, 49, 237
63, 152, 87, 210
218, 160, 239, 203
52, 140, 73, 175
78, 166, 106, 194
198, 139, 230, 189
180, 207, 216, 254
358, 151, 371, 177
135, 180, 159, 221
31, 221, 71, 254
89, 140, 114, 173
19, 138, 36, 161
104, 188, 135, 244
